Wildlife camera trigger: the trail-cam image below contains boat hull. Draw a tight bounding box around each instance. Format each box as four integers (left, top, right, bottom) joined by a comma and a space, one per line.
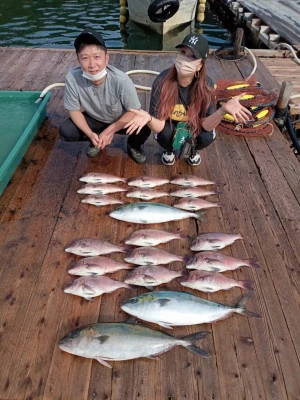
127, 0, 198, 34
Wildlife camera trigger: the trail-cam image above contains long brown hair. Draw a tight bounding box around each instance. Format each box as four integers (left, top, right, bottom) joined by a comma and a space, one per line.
156, 63, 215, 135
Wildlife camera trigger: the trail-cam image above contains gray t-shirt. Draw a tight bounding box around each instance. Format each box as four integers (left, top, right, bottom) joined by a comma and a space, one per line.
64, 65, 141, 124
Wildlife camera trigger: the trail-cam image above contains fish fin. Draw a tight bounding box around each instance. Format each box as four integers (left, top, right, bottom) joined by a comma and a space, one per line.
96, 335, 110, 344
248, 258, 262, 269
94, 357, 113, 368
194, 211, 207, 222
185, 344, 211, 358
157, 321, 173, 329
182, 331, 210, 342
145, 285, 154, 291
82, 284, 97, 296
239, 280, 255, 293
143, 274, 158, 285
155, 299, 172, 307
235, 295, 261, 318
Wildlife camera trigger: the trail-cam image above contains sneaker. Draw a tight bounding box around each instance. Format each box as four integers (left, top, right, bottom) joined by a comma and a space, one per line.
162, 150, 175, 166
188, 151, 201, 166
127, 143, 146, 164
87, 144, 101, 158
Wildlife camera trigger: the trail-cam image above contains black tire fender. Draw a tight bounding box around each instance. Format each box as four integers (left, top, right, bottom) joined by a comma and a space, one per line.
148, 0, 180, 23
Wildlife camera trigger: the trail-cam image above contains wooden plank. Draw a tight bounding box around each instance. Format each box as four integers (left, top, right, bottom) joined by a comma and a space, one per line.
0, 48, 299, 400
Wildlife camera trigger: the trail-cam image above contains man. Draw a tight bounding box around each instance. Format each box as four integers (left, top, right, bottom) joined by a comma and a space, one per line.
59, 29, 151, 163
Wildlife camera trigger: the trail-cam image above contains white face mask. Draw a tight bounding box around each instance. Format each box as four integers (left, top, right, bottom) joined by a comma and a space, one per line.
174, 54, 202, 78
82, 68, 107, 81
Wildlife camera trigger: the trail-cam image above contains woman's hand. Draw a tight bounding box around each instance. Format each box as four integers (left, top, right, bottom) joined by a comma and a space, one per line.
222, 93, 252, 123
124, 108, 151, 135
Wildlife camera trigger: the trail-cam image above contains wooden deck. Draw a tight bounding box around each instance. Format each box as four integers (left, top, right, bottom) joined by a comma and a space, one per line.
0, 47, 299, 400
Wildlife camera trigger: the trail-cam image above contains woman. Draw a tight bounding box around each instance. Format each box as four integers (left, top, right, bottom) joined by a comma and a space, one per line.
126, 33, 251, 166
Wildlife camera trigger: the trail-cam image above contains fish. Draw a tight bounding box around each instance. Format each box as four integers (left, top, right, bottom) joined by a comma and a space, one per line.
64, 276, 132, 300
125, 229, 188, 246
170, 175, 216, 187
127, 176, 169, 188
59, 322, 211, 368
124, 246, 185, 265
121, 291, 260, 328
170, 187, 219, 198
190, 233, 243, 251
81, 194, 124, 207
173, 198, 221, 211
79, 172, 127, 184
109, 202, 205, 224
185, 251, 262, 272
68, 256, 133, 276
124, 265, 183, 289
126, 188, 169, 200
77, 183, 127, 195
65, 238, 127, 256
180, 270, 255, 293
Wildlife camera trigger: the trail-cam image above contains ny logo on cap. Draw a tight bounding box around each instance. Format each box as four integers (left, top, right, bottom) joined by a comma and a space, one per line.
189, 35, 199, 45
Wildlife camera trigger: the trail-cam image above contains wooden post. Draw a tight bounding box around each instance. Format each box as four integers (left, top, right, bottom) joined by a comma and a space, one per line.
274, 81, 294, 130
276, 81, 294, 110
234, 28, 244, 57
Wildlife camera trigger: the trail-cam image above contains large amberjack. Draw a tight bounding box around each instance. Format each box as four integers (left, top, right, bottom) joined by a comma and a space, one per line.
121, 291, 260, 328
109, 202, 204, 224
59, 322, 210, 368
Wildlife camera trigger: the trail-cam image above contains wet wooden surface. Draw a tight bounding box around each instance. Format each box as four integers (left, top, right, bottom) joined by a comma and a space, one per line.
0, 47, 299, 400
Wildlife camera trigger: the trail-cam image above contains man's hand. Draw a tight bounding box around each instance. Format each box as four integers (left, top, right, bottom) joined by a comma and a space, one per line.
97, 129, 114, 149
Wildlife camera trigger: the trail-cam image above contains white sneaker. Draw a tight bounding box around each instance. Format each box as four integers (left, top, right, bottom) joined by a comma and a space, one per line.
162, 150, 175, 166
188, 151, 201, 166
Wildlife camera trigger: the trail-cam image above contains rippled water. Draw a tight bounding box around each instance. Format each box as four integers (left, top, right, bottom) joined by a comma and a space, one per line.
0, 0, 232, 50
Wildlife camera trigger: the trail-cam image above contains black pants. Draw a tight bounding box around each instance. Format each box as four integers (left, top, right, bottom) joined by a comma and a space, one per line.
156, 120, 216, 152
59, 113, 151, 149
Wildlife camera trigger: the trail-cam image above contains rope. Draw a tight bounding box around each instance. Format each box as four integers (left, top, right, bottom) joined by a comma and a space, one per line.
273, 43, 300, 65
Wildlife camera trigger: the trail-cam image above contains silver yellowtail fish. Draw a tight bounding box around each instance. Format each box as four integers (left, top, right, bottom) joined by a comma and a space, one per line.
77, 183, 127, 195
79, 172, 127, 184
127, 176, 169, 188
124, 265, 183, 289
180, 270, 255, 293
64, 276, 132, 300
190, 233, 243, 251
170, 175, 216, 187
81, 194, 124, 207
109, 202, 204, 224
121, 291, 260, 328
65, 238, 127, 256
125, 229, 188, 246
68, 256, 133, 276
185, 251, 262, 272
59, 322, 210, 368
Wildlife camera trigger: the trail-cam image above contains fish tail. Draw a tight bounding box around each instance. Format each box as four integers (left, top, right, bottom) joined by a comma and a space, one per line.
238, 279, 255, 293
235, 295, 261, 318
195, 211, 207, 222
182, 331, 211, 358
248, 258, 262, 269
